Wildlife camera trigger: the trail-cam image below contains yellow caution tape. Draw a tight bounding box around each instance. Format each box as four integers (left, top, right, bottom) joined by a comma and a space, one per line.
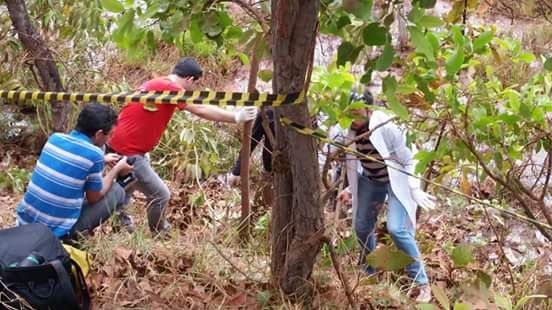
0, 90, 304, 108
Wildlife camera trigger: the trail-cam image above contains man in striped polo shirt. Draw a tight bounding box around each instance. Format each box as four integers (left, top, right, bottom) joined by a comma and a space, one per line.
338, 89, 437, 303
16, 103, 133, 239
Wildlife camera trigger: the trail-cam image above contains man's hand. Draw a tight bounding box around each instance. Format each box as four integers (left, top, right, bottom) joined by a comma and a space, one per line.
234, 107, 257, 124
412, 188, 437, 210
104, 153, 121, 168
337, 189, 352, 206
114, 156, 133, 177
227, 173, 240, 187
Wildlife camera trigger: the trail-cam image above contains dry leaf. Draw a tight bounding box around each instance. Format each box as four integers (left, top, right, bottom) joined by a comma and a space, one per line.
114, 246, 133, 261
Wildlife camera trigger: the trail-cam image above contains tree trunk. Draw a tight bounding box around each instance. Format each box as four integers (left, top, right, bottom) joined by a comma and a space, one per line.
270, 0, 323, 299
397, 0, 410, 51
5, 0, 70, 133
239, 49, 260, 240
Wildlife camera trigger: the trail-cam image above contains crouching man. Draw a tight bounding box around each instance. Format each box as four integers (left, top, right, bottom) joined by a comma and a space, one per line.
16, 103, 133, 240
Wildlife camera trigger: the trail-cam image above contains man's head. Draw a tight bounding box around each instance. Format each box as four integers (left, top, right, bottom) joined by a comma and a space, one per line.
75, 103, 118, 147
349, 89, 374, 131
170, 57, 203, 90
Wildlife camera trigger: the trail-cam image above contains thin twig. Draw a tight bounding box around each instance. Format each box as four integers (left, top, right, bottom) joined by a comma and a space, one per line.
481, 204, 517, 299
209, 241, 256, 283
321, 236, 361, 310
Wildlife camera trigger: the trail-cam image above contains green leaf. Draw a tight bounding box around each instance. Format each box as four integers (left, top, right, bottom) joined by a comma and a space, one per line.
446, 48, 465, 76
347, 0, 374, 21
418, 15, 444, 28
382, 75, 397, 94
452, 244, 474, 267
446, 0, 465, 23
408, 26, 434, 60
365, 246, 414, 271
383, 14, 395, 27
237, 53, 249, 65
190, 18, 203, 43
360, 71, 373, 84
327, 72, 346, 88
414, 150, 437, 173
101, 0, 124, 13
417, 304, 436, 310
347, 101, 369, 111
544, 58, 552, 71
415, 0, 437, 9
339, 116, 352, 129
453, 303, 473, 310
476, 270, 492, 288
514, 295, 547, 310
473, 31, 493, 52
337, 41, 356, 66
451, 25, 465, 47
519, 102, 531, 118
256, 290, 272, 307
145, 30, 156, 52
516, 52, 536, 63
258, 69, 273, 82
431, 284, 451, 310
375, 42, 394, 71
337, 15, 351, 28
495, 295, 513, 310
201, 12, 224, 37
225, 26, 244, 40
408, 5, 424, 23
363, 23, 388, 46
387, 94, 409, 120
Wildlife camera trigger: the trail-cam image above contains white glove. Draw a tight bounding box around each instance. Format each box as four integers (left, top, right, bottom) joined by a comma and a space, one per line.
234, 107, 258, 124
227, 173, 241, 187
411, 188, 437, 210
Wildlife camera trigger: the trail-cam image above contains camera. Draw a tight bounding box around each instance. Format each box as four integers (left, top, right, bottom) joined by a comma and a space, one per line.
116, 157, 137, 188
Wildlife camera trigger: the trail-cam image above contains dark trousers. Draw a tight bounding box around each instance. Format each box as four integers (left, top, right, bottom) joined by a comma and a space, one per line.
232, 109, 274, 175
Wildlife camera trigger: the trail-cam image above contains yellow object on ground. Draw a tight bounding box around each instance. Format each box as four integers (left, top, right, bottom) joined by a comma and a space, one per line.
63, 244, 91, 277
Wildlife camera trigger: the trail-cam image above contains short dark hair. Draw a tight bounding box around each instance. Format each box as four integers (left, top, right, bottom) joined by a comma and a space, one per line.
172, 57, 203, 80
75, 103, 118, 137
349, 89, 374, 105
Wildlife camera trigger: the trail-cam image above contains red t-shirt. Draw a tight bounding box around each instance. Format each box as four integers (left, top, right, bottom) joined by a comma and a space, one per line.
108, 78, 186, 155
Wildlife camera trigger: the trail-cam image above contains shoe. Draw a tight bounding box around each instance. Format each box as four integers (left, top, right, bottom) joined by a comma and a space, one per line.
151, 220, 172, 240
415, 284, 432, 303
360, 264, 377, 277
115, 211, 135, 233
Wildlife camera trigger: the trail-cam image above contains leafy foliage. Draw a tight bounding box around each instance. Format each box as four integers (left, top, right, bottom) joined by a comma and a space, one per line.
151, 112, 239, 183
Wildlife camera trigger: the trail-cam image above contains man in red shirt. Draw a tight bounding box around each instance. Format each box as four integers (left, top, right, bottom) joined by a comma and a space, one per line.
108, 57, 257, 234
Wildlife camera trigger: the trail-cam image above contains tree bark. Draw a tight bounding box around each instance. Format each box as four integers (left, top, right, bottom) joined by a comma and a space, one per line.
5, 0, 70, 132
270, 0, 323, 299
239, 49, 260, 240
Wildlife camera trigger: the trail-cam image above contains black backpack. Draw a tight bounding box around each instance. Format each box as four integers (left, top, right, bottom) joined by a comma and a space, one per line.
0, 223, 90, 310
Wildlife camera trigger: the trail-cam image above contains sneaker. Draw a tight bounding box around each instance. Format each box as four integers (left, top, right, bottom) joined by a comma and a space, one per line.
115, 211, 135, 233
151, 220, 172, 239
415, 284, 432, 303
360, 264, 377, 277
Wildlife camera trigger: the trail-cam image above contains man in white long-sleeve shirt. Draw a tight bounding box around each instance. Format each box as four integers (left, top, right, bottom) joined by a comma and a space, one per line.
337, 89, 436, 302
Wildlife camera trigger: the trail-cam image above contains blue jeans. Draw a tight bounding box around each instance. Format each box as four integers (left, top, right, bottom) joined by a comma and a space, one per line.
124, 154, 171, 232
354, 173, 428, 284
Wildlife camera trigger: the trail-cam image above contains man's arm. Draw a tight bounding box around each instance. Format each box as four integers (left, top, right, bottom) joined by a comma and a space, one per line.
86, 158, 132, 204
383, 123, 421, 189
183, 104, 257, 123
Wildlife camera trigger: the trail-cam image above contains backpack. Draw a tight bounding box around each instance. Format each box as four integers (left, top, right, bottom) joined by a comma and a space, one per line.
0, 223, 90, 310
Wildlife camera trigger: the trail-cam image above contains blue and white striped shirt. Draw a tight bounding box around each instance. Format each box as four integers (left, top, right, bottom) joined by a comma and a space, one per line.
16, 130, 104, 237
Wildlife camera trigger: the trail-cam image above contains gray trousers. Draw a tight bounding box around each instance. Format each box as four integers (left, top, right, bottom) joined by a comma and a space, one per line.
124, 154, 170, 232
69, 183, 125, 238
